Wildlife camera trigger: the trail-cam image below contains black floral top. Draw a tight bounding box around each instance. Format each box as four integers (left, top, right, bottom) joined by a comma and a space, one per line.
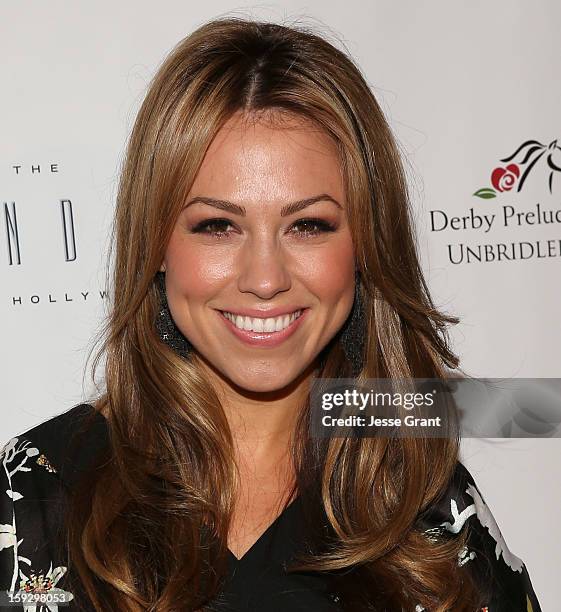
0, 403, 543, 611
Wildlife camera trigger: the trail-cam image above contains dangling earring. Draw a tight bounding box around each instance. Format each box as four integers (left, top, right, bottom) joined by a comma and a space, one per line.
154, 270, 192, 359
339, 266, 366, 377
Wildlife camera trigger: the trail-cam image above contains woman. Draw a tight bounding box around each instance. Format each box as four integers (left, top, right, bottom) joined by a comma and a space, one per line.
0, 16, 542, 612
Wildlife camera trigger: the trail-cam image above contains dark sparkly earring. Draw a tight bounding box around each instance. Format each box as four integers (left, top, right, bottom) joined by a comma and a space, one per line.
339, 267, 366, 377
155, 270, 193, 359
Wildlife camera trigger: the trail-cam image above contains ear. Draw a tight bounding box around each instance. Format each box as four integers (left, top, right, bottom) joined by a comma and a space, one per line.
159, 262, 166, 272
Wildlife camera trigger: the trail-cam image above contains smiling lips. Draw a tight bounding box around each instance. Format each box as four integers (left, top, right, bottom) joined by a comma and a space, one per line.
218, 308, 308, 347
221, 309, 303, 332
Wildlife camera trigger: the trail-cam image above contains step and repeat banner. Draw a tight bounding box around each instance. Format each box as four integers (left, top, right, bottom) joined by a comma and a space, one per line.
2, 1, 559, 608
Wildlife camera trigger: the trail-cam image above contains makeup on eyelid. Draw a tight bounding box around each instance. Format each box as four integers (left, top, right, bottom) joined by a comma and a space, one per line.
187, 217, 339, 238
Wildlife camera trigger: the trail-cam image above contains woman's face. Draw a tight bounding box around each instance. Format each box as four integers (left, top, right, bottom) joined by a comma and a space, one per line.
161, 110, 356, 393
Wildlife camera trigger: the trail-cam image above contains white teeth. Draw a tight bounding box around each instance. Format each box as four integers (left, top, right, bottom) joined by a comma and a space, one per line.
223, 310, 302, 332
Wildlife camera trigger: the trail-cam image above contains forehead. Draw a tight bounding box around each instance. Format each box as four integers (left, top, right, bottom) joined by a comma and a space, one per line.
188, 110, 344, 205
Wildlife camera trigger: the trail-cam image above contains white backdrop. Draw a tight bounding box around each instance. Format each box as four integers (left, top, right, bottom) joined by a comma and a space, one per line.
1, 1, 559, 609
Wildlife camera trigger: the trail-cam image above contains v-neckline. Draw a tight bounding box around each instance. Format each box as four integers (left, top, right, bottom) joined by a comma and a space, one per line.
226, 494, 300, 564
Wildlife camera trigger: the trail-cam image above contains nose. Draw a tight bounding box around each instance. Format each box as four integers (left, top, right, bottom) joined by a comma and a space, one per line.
236, 243, 292, 300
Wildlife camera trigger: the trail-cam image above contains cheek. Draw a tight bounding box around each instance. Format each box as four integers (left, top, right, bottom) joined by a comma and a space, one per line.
302, 244, 356, 302
165, 237, 233, 298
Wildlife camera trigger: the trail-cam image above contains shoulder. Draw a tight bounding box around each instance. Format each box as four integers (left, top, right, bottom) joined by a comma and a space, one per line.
416, 460, 542, 611
417, 460, 493, 539
1, 402, 109, 489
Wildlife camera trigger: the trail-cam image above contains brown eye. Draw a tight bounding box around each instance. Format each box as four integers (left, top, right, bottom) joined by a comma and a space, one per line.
290, 218, 337, 236
190, 219, 235, 237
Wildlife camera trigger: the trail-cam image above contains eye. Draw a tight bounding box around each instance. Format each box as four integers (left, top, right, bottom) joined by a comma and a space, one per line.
189, 217, 338, 239
290, 218, 337, 237
189, 218, 235, 238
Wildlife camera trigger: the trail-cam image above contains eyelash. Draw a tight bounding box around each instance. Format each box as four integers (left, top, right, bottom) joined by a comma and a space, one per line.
189, 217, 337, 238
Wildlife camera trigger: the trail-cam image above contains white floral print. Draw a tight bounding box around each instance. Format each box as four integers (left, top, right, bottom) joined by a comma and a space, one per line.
1, 437, 72, 611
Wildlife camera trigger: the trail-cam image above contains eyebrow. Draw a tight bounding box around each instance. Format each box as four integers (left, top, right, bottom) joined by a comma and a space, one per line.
183, 193, 342, 216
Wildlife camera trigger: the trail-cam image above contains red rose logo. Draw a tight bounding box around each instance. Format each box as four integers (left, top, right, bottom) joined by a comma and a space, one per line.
474, 139, 560, 199
491, 163, 520, 192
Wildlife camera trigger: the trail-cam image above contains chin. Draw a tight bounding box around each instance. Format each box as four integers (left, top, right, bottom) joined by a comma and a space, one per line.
228, 369, 299, 393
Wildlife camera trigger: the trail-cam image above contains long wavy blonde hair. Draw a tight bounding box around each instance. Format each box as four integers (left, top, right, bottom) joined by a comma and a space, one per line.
64, 16, 484, 612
